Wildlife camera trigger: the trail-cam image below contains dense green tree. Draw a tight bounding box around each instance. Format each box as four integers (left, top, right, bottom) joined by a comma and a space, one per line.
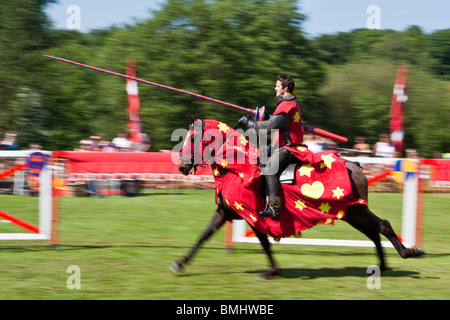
0, 0, 54, 143
427, 29, 450, 79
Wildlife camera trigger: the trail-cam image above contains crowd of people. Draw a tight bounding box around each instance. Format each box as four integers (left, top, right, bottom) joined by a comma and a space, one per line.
304, 132, 431, 159
0, 129, 151, 153
75, 130, 151, 153
2, 129, 449, 159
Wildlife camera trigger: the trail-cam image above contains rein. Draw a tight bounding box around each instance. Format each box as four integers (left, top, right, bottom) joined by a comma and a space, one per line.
179, 119, 205, 172
179, 118, 244, 172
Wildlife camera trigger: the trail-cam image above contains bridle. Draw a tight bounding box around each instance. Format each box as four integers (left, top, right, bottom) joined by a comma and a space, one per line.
179, 117, 254, 174
179, 119, 206, 174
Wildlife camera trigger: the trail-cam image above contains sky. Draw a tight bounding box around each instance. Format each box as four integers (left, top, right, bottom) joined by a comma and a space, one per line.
45, 0, 450, 37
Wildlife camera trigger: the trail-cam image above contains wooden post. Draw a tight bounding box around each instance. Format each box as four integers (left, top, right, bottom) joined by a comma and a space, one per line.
224, 221, 234, 252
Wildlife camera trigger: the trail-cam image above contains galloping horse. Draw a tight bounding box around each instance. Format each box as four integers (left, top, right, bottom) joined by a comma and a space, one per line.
171, 116, 424, 279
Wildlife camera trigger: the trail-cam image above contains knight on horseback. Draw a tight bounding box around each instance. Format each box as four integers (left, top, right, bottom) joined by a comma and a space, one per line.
239, 74, 304, 220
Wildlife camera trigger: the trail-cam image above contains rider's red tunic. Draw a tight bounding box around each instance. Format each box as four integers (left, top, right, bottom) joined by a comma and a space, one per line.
272, 98, 304, 148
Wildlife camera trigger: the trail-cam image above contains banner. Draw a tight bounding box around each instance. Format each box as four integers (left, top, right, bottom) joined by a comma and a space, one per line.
126, 57, 143, 144
389, 64, 408, 154
25, 152, 49, 193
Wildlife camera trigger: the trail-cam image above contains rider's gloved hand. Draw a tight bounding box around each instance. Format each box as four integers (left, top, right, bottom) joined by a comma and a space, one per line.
238, 115, 256, 129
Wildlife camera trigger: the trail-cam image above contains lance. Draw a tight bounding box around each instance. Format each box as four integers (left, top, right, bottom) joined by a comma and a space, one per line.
42, 54, 348, 143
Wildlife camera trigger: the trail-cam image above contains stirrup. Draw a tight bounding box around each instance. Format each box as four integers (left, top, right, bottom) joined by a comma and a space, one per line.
259, 205, 279, 221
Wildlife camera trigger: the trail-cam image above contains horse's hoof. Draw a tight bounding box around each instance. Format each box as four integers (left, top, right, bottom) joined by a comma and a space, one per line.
257, 268, 279, 280
411, 246, 426, 258
169, 262, 184, 273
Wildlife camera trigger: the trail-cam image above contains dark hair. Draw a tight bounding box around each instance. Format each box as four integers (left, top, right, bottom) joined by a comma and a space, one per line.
277, 74, 295, 93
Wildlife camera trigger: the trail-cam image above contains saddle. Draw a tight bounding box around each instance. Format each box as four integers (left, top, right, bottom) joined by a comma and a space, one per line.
279, 163, 298, 184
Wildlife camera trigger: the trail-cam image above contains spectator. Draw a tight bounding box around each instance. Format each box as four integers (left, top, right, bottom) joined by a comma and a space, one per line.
111, 130, 133, 152
433, 151, 443, 159
89, 136, 103, 152
405, 148, 419, 159
373, 133, 396, 158
75, 140, 92, 151
0, 133, 19, 150
302, 133, 323, 153
136, 133, 152, 152
353, 136, 371, 157
100, 139, 116, 152
28, 143, 42, 150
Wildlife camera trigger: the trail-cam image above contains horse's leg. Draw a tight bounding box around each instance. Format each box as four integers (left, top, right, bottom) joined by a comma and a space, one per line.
377, 213, 425, 258
170, 207, 229, 273
344, 206, 387, 271
345, 206, 425, 262
345, 160, 425, 264
250, 225, 279, 279
345, 161, 388, 269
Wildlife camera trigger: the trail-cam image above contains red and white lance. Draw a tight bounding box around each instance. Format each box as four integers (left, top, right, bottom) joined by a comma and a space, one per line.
43, 54, 348, 143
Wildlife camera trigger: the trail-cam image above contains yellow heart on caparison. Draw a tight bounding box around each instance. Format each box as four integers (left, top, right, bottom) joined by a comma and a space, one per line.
300, 181, 325, 199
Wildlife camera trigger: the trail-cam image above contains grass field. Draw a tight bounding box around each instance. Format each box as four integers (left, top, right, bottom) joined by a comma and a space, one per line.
0, 190, 448, 300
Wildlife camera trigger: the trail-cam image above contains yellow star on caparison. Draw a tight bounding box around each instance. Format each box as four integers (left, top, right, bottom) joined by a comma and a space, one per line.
294, 199, 306, 211
238, 135, 248, 146
332, 186, 345, 200
235, 202, 244, 210
298, 163, 315, 178
293, 112, 301, 123
217, 122, 229, 133
320, 153, 336, 169
319, 202, 331, 213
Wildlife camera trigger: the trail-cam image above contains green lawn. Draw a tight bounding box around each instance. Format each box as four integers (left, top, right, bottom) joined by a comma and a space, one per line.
0, 191, 448, 300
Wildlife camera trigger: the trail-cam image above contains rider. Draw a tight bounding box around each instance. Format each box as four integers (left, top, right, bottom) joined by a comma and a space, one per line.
240, 74, 304, 219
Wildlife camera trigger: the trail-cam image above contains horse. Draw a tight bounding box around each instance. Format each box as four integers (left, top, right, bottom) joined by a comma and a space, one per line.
170, 116, 424, 279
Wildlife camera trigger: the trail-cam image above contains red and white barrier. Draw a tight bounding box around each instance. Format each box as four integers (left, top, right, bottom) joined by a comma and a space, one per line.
0, 151, 57, 242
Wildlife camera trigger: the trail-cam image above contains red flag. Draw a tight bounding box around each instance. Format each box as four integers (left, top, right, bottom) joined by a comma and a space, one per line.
389, 64, 408, 154
126, 58, 143, 144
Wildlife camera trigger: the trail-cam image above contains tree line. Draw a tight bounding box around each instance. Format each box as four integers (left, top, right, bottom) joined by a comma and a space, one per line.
0, 0, 449, 157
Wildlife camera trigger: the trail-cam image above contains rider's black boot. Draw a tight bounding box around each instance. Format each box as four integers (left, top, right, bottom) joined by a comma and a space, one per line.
259, 195, 281, 221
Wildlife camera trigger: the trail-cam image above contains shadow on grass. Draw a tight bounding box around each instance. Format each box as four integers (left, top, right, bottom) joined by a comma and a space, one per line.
260, 266, 423, 279
0, 244, 441, 281
0, 244, 194, 252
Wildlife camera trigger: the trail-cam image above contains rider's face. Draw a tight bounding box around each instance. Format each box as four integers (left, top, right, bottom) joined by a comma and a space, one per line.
274, 80, 285, 96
